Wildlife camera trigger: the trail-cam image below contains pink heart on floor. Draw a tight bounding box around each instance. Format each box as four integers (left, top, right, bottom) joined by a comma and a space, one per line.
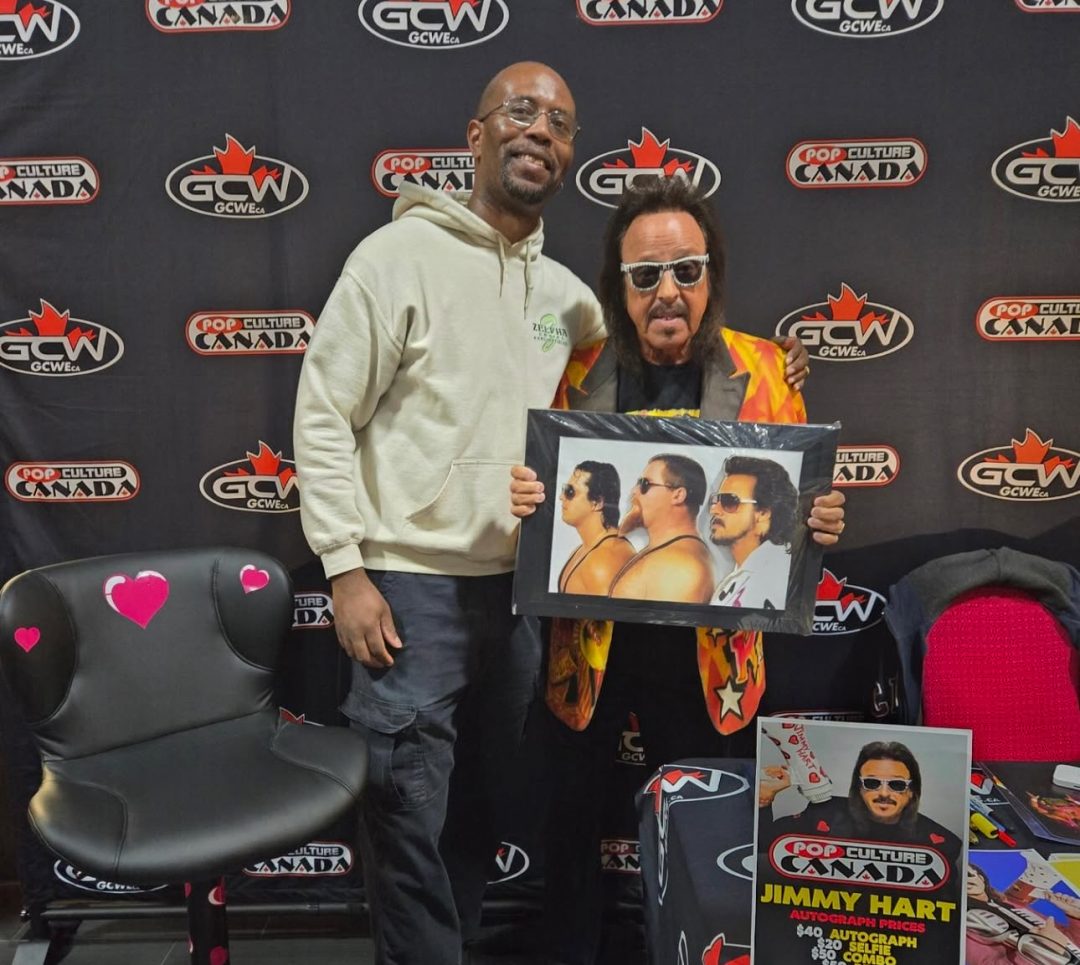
210, 947, 229, 965
103, 571, 169, 628
239, 564, 270, 594
14, 627, 41, 652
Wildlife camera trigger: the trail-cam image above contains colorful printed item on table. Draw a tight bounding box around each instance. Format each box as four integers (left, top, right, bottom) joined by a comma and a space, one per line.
239, 564, 270, 594
103, 570, 169, 628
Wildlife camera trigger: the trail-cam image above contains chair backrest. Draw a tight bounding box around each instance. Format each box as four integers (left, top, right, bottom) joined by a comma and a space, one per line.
922, 586, 1080, 761
0, 546, 292, 761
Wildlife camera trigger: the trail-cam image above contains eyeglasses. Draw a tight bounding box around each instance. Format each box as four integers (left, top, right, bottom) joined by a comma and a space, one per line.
859, 777, 913, 793
710, 492, 758, 513
636, 477, 678, 494
561, 484, 577, 499
477, 96, 580, 144
620, 255, 709, 293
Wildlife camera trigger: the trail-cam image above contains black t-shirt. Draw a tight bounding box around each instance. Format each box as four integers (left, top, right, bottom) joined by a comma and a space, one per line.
617, 360, 702, 414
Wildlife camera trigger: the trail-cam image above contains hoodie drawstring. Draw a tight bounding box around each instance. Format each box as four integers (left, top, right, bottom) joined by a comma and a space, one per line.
523, 238, 535, 318
496, 235, 507, 298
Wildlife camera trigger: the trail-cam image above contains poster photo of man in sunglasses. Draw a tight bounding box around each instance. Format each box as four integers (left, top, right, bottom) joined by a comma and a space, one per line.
519, 409, 838, 634
753, 718, 970, 965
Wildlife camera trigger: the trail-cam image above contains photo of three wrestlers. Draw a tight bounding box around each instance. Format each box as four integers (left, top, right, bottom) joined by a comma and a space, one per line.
547, 438, 802, 610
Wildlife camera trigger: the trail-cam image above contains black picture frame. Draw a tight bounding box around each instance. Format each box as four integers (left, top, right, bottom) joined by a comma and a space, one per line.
512, 409, 841, 635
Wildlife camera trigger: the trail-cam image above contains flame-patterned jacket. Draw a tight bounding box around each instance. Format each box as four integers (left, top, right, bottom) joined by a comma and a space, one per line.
546, 329, 806, 734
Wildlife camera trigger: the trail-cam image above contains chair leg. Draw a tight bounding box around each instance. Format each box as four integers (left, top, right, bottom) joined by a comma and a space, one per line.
185, 878, 230, 965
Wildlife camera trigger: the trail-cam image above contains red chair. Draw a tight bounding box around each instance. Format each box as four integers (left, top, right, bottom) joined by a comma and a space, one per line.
921, 586, 1080, 761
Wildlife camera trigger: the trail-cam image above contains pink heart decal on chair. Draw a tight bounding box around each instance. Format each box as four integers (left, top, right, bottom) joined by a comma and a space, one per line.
14, 627, 41, 653
209, 946, 229, 965
103, 571, 169, 628
239, 564, 270, 594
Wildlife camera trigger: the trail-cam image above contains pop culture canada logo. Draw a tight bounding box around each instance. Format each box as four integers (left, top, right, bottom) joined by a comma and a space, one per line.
54, 862, 166, 894
0, 157, 98, 205
0, 300, 124, 376
957, 428, 1080, 502
0, 0, 79, 59
767, 835, 949, 889
186, 310, 315, 355
600, 839, 641, 874
293, 591, 334, 629
776, 283, 914, 360
977, 297, 1080, 341
833, 444, 900, 487
786, 138, 926, 189
244, 842, 353, 877
6, 461, 140, 503
146, 0, 291, 32
576, 128, 721, 209
812, 568, 885, 635
199, 441, 299, 513
489, 842, 529, 883
576, 0, 723, 26
371, 148, 474, 198
358, 0, 508, 49
992, 117, 1080, 202
1015, 0, 1080, 10
166, 134, 308, 219
791, 0, 944, 36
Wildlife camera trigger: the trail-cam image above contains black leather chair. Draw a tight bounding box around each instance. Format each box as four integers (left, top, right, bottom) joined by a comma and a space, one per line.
0, 546, 367, 964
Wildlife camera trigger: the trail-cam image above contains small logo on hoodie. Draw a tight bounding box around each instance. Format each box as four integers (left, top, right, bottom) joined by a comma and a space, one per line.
532, 313, 568, 352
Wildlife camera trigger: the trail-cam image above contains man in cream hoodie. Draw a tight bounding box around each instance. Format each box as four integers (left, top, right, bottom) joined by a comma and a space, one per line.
294, 62, 603, 964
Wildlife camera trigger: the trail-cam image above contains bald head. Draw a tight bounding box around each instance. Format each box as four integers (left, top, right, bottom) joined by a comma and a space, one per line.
474, 61, 575, 120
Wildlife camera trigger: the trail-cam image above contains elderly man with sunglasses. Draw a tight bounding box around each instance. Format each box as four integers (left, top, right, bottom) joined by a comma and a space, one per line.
510, 174, 843, 965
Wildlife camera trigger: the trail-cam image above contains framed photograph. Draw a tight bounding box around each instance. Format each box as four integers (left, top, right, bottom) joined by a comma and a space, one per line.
512, 409, 840, 635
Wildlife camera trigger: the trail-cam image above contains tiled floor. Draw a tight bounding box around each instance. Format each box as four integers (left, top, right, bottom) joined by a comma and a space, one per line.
0, 896, 378, 964
0, 886, 643, 964
0, 888, 569, 965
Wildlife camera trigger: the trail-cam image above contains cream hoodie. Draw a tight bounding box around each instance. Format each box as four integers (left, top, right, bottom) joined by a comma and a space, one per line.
294, 183, 606, 579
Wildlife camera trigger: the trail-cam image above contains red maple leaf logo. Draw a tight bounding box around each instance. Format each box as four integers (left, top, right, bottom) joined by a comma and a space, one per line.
416, 0, 478, 13
603, 128, 695, 176
801, 283, 889, 334
192, 134, 280, 189
1023, 117, 1080, 159
984, 428, 1074, 472
815, 568, 866, 609
4, 299, 96, 347
225, 442, 296, 486
0, 0, 49, 28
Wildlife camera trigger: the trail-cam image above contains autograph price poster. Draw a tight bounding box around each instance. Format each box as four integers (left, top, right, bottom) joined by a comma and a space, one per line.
751, 718, 970, 965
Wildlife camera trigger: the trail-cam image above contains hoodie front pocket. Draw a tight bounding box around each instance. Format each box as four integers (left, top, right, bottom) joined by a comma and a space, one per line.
403, 459, 517, 563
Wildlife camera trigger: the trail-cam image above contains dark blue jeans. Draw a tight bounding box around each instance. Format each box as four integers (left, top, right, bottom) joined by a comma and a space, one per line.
341, 571, 540, 965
